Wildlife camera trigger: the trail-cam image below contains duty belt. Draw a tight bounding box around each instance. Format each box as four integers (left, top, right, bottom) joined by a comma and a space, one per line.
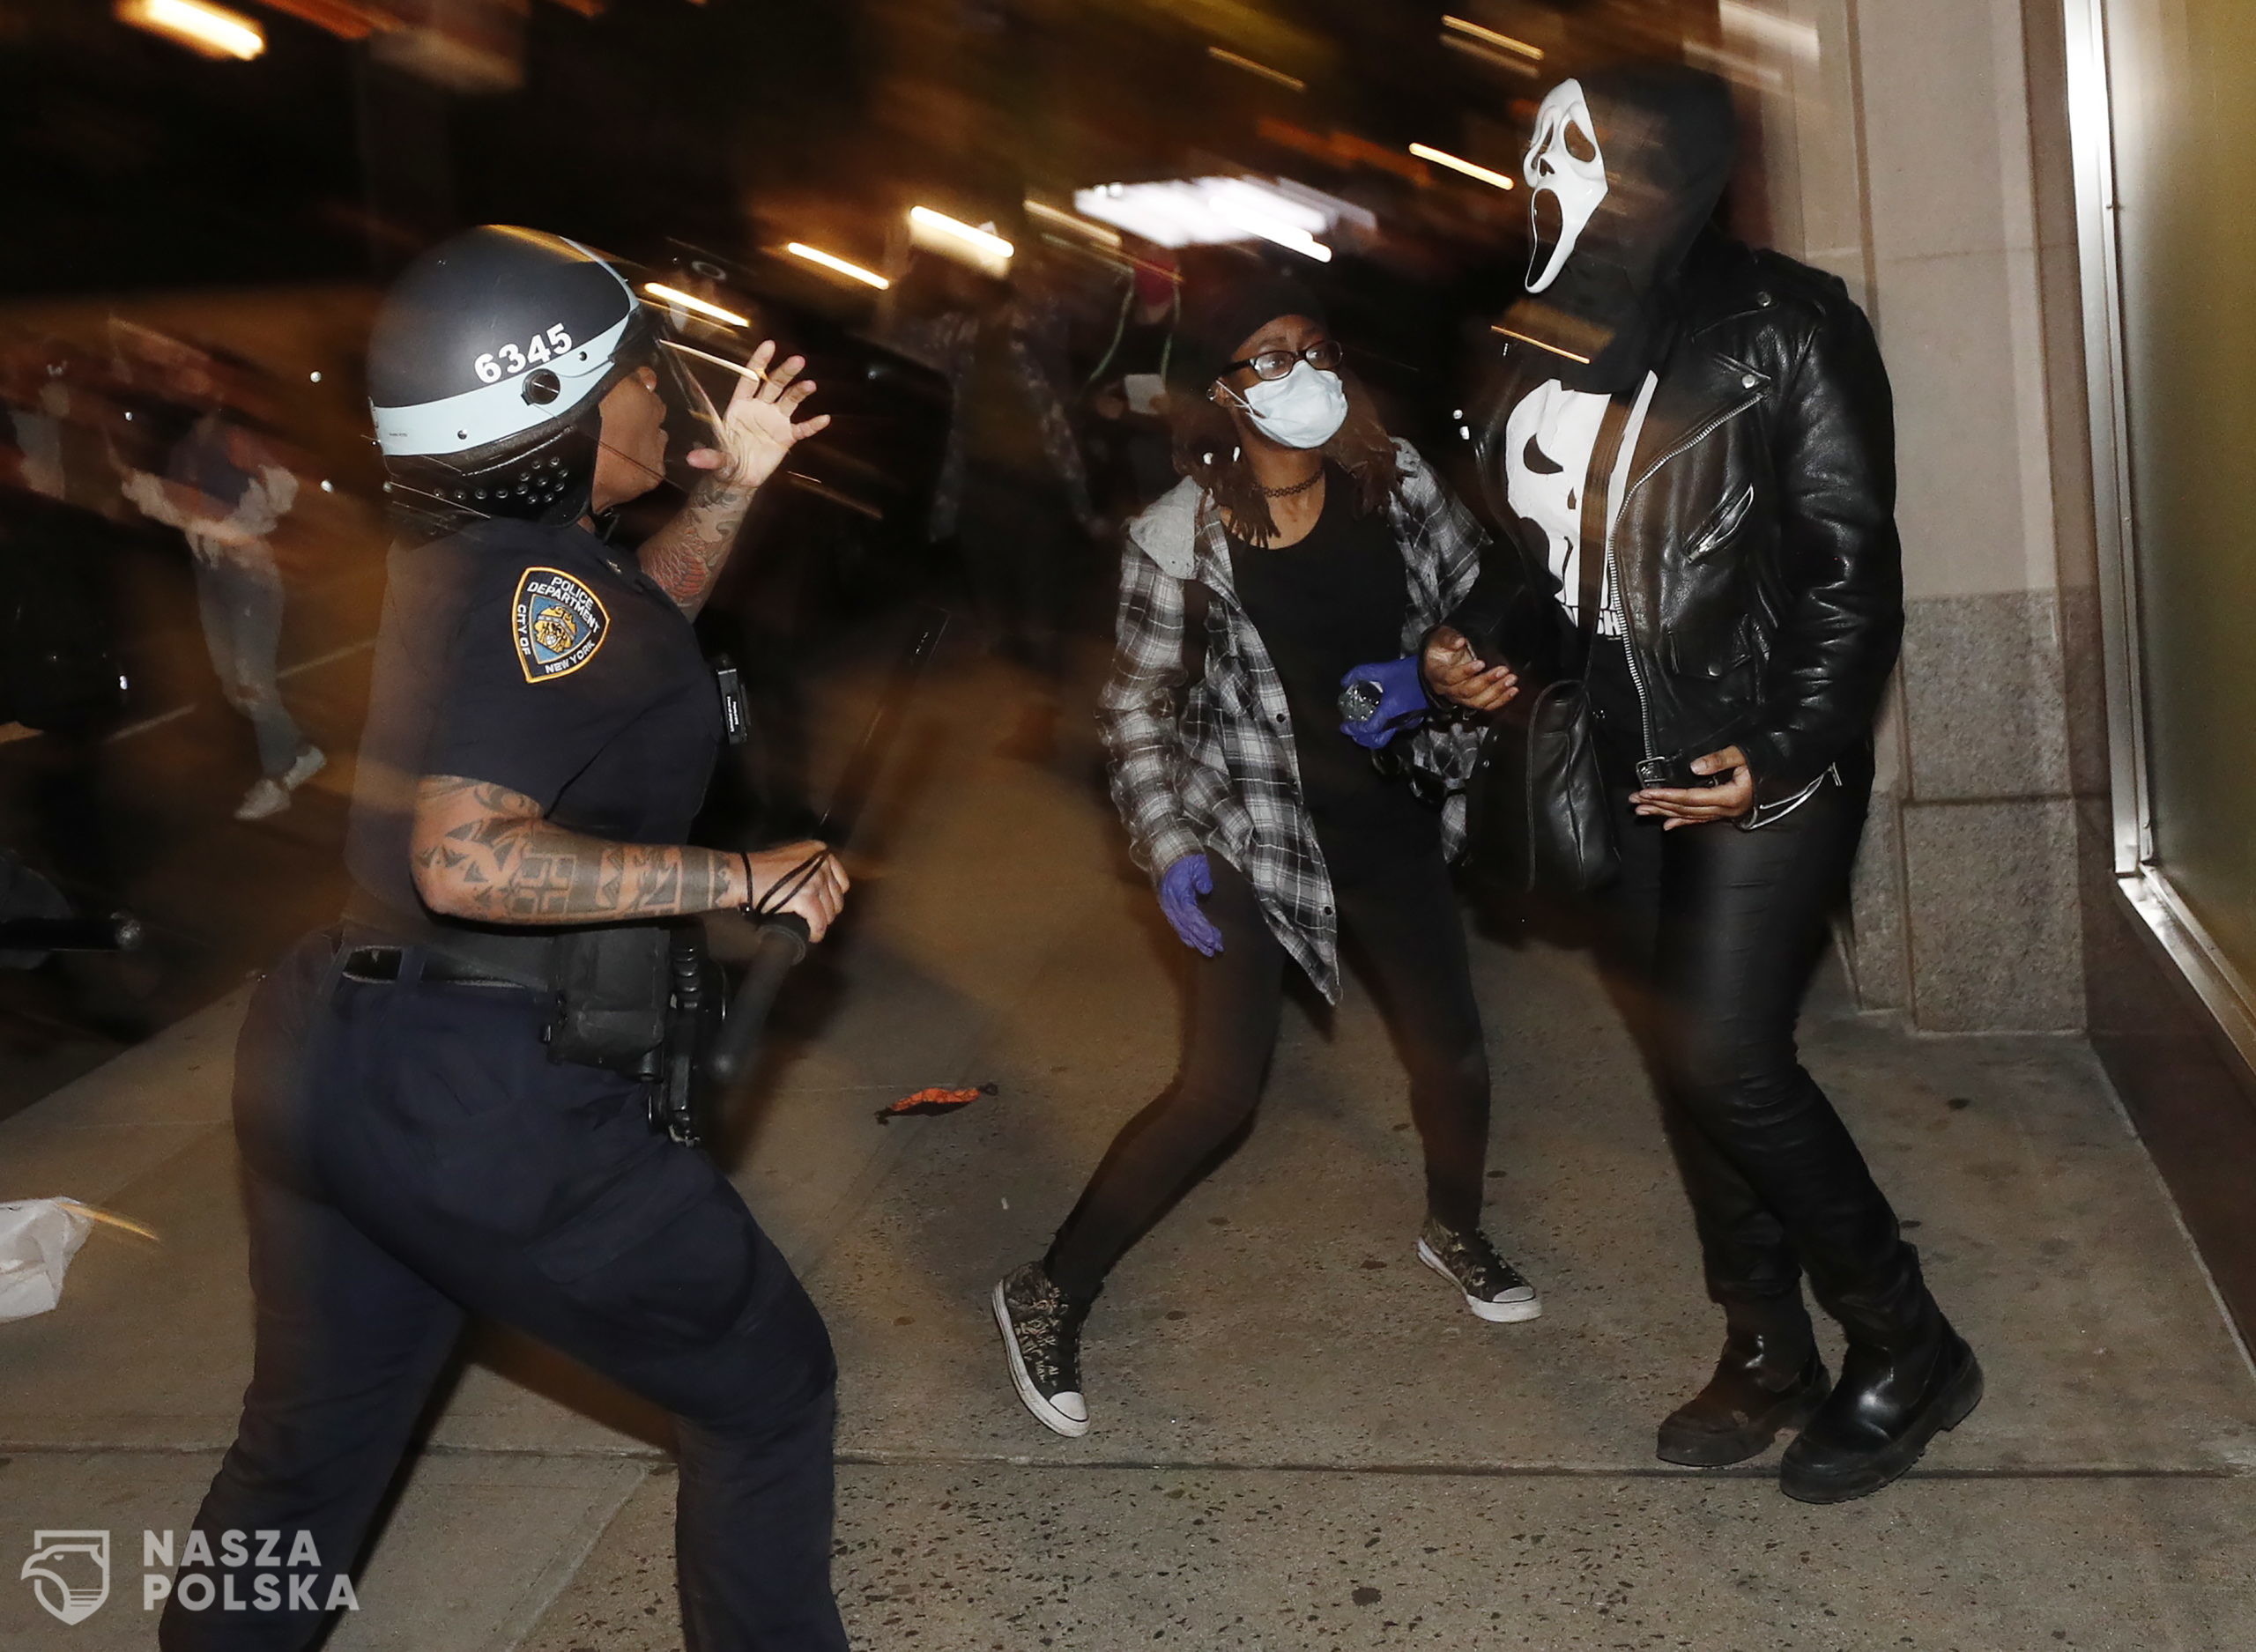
337, 945, 533, 989
339, 893, 560, 989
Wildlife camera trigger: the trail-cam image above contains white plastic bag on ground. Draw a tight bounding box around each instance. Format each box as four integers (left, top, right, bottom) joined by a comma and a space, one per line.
0, 1199, 96, 1321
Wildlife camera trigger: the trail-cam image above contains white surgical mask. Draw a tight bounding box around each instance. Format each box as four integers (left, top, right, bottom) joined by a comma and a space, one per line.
1233, 359, 1349, 450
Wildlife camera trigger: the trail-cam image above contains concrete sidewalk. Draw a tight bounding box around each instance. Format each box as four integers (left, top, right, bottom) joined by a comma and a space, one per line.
4, 657, 2253, 1651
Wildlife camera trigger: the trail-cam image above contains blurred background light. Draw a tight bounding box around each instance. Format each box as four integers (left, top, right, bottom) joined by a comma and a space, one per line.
1071, 176, 1362, 263
1439, 13, 1541, 76
908, 207, 1014, 278
1441, 15, 1544, 61
254, 0, 386, 42
1024, 200, 1124, 250
1718, 1, 1822, 64
643, 283, 749, 328
1408, 143, 1517, 192
784, 243, 891, 291
115, 0, 265, 62
1206, 47, 1305, 93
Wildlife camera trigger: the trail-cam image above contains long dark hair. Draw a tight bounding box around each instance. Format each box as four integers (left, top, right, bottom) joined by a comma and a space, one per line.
1170, 363, 1401, 547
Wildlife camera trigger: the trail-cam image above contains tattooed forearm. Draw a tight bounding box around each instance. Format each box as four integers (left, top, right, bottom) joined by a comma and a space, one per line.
638, 478, 758, 618
410, 776, 745, 923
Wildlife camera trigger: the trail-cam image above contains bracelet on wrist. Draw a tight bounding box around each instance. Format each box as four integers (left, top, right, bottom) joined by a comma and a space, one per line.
754, 849, 830, 920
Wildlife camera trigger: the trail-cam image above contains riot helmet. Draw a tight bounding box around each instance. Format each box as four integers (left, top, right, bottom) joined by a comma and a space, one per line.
367, 226, 657, 527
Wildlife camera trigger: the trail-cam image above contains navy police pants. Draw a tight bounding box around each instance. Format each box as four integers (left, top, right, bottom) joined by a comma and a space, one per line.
160, 933, 848, 1651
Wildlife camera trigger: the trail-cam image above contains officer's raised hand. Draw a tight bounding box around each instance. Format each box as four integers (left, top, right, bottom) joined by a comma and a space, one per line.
688, 339, 832, 493
639, 338, 830, 619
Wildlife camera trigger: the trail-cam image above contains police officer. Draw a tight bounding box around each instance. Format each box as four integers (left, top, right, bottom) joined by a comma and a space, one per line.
163, 226, 852, 1650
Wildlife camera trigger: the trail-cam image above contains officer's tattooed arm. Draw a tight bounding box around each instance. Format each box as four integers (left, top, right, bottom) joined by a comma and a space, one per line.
637, 478, 757, 619
410, 775, 850, 935
412, 775, 743, 919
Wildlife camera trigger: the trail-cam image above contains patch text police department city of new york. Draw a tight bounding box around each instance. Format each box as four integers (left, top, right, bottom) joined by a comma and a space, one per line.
511, 566, 609, 683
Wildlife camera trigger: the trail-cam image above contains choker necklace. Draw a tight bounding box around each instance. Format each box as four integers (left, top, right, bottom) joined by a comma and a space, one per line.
1256, 469, 1324, 500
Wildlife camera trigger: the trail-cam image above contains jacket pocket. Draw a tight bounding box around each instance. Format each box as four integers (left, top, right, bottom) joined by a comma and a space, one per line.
1661, 612, 1762, 679
1683, 483, 1755, 559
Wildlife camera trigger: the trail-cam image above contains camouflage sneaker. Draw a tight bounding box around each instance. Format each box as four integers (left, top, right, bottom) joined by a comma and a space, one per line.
1418, 1219, 1542, 1323
991, 1262, 1090, 1437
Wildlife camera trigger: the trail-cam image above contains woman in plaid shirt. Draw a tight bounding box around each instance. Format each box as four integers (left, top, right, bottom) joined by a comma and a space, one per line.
992, 267, 1538, 1438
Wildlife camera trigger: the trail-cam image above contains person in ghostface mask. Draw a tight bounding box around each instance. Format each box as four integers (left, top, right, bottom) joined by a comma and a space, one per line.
1369, 65, 1979, 1504
989, 263, 1532, 1440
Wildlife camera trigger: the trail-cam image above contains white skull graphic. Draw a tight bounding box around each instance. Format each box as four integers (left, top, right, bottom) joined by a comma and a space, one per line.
1503, 377, 1609, 584
1523, 78, 1607, 293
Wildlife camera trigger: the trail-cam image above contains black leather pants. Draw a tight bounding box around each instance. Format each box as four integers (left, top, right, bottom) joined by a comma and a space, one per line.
1584, 641, 1927, 1341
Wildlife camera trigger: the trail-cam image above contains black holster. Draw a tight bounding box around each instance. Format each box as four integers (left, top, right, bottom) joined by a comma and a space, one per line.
544, 924, 673, 1076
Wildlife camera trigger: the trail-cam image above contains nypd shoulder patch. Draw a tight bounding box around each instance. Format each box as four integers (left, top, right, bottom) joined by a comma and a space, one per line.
511, 566, 609, 683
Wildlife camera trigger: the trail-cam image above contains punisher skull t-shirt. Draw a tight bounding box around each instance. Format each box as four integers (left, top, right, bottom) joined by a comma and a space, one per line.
1499, 369, 1659, 633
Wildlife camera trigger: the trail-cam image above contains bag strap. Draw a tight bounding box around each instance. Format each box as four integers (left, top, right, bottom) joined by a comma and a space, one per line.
1575, 395, 1636, 646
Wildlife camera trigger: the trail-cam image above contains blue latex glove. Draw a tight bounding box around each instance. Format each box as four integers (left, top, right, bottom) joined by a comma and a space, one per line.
1158, 854, 1224, 956
1340, 654, 1430, 750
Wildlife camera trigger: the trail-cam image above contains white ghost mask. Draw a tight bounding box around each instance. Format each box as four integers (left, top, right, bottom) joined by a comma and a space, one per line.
1523, 78, 1607, 294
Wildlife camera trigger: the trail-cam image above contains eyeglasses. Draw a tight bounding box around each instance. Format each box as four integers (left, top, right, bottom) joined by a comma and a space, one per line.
1219, 339, 1344, 382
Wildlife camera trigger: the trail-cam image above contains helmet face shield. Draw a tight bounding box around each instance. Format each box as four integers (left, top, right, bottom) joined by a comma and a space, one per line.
581, 313, 757, 515
636, 272, 784, 498
648, 333, 734, 495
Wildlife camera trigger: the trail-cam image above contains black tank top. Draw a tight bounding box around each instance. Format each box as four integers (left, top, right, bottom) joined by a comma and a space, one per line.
1227, 474, 1439, 881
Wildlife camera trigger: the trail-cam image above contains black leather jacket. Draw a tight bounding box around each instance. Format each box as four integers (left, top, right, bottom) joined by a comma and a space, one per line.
1450, 232, 1904, 807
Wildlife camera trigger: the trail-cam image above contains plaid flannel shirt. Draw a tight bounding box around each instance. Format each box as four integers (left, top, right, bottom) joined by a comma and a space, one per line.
1097, 439, 1487, 1002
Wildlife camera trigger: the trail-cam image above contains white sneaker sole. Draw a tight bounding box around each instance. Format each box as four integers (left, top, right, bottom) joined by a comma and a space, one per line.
1418, 1239, 1542, 1322
282, 747, 327, 791
991, 1279, 1091, 1438
234, 786, 289, 821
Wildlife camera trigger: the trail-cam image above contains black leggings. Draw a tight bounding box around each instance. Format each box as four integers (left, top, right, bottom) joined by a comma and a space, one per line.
1585, 639, 1923, 1336
1045, 848, 1490, 1303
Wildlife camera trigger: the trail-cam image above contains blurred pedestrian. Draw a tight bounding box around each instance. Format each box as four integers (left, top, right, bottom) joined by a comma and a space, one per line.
118, 348, 323, 820
879, 247, 1100, 759
0, 342, 134, 903
1078, 242, 1181, 515
992, 265, 1532, 1441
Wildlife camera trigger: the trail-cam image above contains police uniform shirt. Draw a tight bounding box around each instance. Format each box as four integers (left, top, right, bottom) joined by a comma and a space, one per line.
346, 516, 723, 930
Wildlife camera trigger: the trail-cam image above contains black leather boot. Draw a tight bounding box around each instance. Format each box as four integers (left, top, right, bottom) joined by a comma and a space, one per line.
1657, 1299, 1831, 1468
1779, 1300, 1982, 1504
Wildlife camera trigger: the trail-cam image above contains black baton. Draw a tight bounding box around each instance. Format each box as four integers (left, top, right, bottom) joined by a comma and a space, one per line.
694, 605, 950, 1122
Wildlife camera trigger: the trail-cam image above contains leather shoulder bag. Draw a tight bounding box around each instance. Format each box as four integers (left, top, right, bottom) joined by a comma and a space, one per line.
1464, 396, 1630, 896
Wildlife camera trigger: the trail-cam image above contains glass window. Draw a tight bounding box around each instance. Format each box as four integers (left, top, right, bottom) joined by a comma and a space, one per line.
2104, 0, 2256, 982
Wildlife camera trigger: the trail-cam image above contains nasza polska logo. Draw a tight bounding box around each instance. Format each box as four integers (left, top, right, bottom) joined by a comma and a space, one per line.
21, 1531, 108, 1626
20, 1530, 360, 1621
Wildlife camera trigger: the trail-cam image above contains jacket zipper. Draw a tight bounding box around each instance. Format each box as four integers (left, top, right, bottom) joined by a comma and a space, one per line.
1608, 387, 1764, 769
1601, 507, 1662, 767
1625, 390, 1762, 499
